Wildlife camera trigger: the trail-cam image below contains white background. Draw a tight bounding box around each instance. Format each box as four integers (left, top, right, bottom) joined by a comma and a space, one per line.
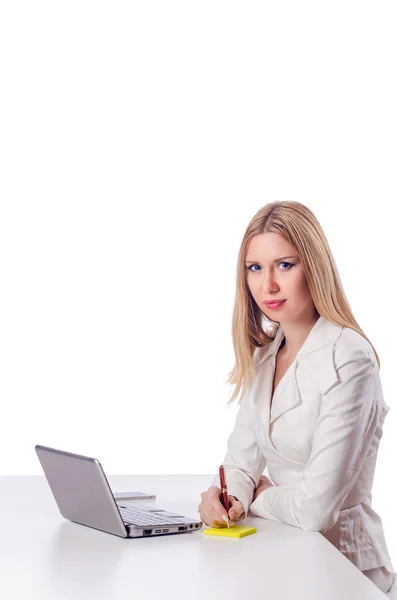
0, 0, 395, 560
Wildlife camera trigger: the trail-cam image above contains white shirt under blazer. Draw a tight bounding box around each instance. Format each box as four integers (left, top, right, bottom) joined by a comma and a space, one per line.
212, 315, 395, 575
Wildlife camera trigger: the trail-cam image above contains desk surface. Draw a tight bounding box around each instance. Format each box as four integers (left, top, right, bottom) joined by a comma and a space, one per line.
0, 474, 387, 600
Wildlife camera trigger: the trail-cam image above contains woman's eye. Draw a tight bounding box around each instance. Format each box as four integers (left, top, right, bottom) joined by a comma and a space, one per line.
247, 262, 294, 272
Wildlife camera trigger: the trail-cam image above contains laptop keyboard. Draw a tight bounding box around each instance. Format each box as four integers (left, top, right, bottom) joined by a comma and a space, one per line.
118, 505, 186, 527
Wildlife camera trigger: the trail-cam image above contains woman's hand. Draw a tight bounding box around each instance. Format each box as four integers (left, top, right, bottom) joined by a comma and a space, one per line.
198, 486, 246, 527
253, 474, 274, 501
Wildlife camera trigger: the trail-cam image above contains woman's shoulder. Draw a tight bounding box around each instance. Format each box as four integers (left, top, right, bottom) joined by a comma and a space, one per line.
334, 326, 377, 369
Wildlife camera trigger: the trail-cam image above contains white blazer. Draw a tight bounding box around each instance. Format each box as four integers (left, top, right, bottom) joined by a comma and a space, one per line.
212, 315, 394, 574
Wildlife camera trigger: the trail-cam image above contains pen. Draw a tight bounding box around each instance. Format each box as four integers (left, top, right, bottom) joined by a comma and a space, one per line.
219, 465, 230, 529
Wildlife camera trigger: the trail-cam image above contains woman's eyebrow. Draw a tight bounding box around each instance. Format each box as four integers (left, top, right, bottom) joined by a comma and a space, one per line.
245, 255, 298, 264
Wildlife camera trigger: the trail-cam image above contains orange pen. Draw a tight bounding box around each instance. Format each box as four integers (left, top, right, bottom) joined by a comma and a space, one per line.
219, 465, 230, 528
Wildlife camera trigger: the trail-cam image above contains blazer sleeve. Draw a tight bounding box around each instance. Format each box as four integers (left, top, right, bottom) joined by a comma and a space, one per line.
249, 345, 379, 532
211, 387, 268, 518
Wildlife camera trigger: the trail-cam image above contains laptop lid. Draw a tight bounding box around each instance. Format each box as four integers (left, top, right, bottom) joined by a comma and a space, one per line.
35, 445, 128, 537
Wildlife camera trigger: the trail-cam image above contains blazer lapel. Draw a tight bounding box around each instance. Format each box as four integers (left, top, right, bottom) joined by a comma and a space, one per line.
252, 315, 343, 437
269, 360, 301, 424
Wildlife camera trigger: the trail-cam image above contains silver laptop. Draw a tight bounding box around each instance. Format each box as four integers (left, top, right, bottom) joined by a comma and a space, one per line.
35, 445, 203, 538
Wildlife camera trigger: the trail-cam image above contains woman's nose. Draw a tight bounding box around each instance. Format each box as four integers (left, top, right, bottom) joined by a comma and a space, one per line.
260, 269, 279, 293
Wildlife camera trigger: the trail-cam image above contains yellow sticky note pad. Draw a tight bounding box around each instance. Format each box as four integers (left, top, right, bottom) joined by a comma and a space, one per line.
203, 526, 256, 538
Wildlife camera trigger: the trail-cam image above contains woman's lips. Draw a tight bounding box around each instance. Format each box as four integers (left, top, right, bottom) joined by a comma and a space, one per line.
263, 300, 286, 309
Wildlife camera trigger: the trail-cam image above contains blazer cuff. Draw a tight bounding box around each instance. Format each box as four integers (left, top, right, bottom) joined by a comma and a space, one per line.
249, 485, 302, 528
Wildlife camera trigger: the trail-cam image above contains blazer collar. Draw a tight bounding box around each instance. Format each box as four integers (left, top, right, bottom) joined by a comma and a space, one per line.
252, 316, 343, 428
254, 315, 342, 370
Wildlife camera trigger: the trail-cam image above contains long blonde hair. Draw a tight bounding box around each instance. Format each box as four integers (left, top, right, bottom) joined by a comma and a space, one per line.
226, 200, 380, 405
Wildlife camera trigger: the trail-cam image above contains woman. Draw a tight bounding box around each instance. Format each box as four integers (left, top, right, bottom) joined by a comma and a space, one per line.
198, 201, 396, 598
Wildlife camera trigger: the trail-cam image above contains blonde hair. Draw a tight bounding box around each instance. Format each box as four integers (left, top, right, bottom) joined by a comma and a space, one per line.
226, 200, 380, 405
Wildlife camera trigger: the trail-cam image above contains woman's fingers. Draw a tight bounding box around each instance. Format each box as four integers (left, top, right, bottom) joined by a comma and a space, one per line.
198, 487, 229, 527
228, 496, 245, 521
198, 487, 247, 527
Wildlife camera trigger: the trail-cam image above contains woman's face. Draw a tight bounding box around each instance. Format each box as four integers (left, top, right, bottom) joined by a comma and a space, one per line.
245, 232, 314, 324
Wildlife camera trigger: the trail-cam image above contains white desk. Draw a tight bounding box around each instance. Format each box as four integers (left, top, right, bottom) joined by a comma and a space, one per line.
0, 475, 388, 599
